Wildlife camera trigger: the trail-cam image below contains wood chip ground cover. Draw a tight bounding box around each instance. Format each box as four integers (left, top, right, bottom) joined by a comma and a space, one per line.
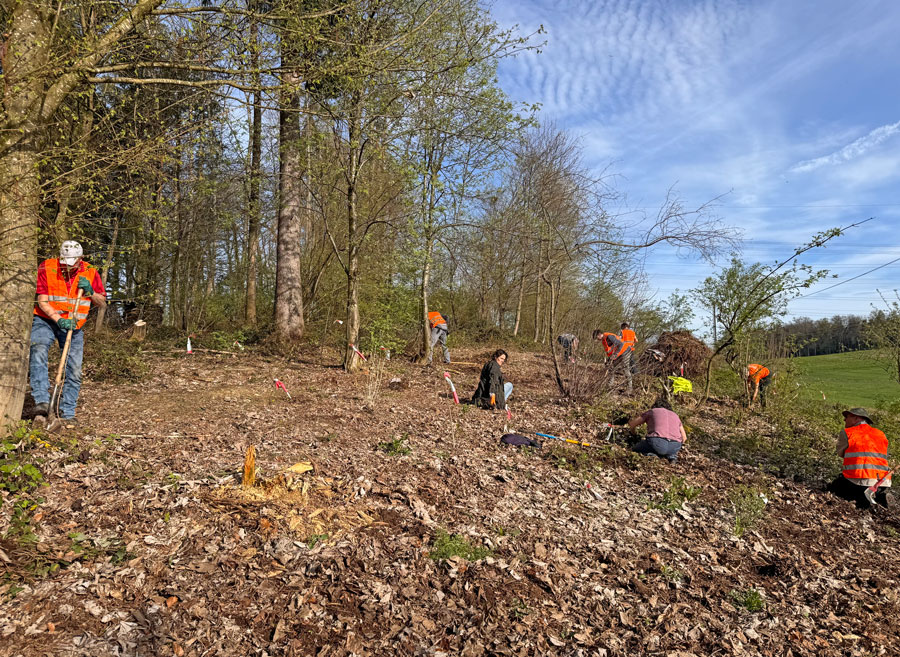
2, 348, 899, 656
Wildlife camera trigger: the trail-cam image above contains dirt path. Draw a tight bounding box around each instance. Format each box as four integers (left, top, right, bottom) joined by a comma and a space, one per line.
3, 348, 899, 656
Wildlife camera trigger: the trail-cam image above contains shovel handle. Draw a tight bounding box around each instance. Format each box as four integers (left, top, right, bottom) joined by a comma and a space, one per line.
52, 288, 84, 387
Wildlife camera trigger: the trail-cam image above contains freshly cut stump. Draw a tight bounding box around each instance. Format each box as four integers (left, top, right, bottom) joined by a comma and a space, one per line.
242, 445, 256, 488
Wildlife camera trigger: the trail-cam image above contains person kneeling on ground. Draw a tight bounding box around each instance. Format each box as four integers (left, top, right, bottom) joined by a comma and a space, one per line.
472, 349, 513, 410
627, 396, 687, 463
828, 407, 893, 509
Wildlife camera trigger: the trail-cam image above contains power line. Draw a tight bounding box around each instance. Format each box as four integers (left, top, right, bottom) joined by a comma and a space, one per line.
797, 255, 900, 299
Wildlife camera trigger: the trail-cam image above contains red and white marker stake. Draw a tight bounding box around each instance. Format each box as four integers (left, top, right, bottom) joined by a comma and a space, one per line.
505, 404, 512, 420
443, 372, 460, 404
273, 378, 292, 399
349, 343, 367, 361
186, 337, 193, 354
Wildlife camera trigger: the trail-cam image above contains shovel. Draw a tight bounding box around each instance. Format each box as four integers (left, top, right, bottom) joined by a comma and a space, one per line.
47, 289, 83, 431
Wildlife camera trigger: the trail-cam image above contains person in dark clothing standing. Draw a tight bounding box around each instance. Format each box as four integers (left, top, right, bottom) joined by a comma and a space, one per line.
557, 333, 579, 362
472, 349, 513, 409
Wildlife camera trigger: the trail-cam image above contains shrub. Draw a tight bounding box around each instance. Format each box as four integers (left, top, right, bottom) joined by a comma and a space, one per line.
83, 339, 149, 382
377, 435, 411, 456
649, 476, 701, 512
429, 530, 491, 561
731, 587, 765, 612
730, 485, 768, 536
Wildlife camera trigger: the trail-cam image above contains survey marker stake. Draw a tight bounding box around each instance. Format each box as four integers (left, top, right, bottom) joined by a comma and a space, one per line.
274, 379, 292, 400
443, 372, 460, 404
349, 343, 367, 361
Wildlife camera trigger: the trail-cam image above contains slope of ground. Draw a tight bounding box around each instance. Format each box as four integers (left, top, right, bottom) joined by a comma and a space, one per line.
795, 351, 900, 408
3, 348, 900, 657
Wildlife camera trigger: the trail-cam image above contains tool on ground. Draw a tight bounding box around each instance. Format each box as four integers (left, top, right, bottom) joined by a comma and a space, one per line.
379, 346, 391, 360
535, 431, 601, 449
349, 343, 367, 361
442, 372, 460, 404
233, 340, 244, 351
864, 467, 895, 506
48, 288, 84, 422
186, 337, 193, 354
273, 378, 292, 399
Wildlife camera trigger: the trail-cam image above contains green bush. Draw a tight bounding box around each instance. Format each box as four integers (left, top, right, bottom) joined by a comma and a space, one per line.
429, 530, 491, 561
731, 588, 765, 612
83, 339, 149, 382
729, 485, 768, 537
649, 476, 701, 512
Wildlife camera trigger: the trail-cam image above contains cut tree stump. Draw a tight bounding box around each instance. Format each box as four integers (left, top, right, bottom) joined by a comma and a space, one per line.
242, 445, 256, 487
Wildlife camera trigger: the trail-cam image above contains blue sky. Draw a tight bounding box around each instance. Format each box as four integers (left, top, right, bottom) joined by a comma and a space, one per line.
491, 0, 900, 324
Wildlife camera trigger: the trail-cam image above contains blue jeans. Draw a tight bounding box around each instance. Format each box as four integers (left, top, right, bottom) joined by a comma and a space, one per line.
29, 316, 84, 419
633, 436, 682, 463
504, 382, 513, 401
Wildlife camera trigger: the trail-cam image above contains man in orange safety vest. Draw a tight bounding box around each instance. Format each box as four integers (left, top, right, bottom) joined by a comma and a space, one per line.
30, 241, 106, 424
828, 408, 893, 509
427, 310, 450, 364
744, 363, 772, 408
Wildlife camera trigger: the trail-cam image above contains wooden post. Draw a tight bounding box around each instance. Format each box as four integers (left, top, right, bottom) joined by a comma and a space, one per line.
242, 445, 256, 487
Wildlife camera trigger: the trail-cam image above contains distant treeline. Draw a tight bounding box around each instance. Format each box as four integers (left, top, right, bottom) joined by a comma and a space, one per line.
774, 314, 872, 357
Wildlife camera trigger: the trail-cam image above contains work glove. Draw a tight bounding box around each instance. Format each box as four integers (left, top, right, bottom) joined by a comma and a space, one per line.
77, 277, 94, 297
57, 318, 76, 331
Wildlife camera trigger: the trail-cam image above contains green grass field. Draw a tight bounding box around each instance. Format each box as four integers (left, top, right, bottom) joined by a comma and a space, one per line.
794, 351, 900, 409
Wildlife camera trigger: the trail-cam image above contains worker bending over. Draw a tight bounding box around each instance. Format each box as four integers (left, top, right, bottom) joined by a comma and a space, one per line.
593, 329, 632, 393
557, 333, 579, 362
745, 363, 772, 408
427, 310, 450, 365
828, 408, 892, 509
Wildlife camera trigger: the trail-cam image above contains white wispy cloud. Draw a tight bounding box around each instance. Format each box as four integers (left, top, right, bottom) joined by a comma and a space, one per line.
790, 120, 900, 173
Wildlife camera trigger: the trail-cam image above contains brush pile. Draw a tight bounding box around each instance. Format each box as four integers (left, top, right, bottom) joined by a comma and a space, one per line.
645, 331, 711, 378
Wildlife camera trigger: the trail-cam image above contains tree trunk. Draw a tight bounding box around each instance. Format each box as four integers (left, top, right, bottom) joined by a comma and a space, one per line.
419, 237, 435, 363
244, 12, 262, 327
0, 1, 50, 429
95, 218, 119, 333
273, 60, 305, 341
342, 99, 363, 371
513, 262, 526, 336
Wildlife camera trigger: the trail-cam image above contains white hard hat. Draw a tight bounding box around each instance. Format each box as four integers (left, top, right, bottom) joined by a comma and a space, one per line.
59, 240, 83, 266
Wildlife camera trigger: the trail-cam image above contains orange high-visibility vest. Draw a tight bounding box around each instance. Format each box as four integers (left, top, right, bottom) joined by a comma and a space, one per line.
621, 328, 637, 351
601, 332, 627, 358
428, 311, 446, 329
843, 424, 891, 484
34, 259, 96, 330
747, 364, 770, 383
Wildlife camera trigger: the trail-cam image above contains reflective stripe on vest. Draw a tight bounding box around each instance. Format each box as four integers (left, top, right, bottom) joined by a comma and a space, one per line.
34, 259, 96, 329
621, 328, 637, 351
428, 311, 446, 329
843, 424, 891, 482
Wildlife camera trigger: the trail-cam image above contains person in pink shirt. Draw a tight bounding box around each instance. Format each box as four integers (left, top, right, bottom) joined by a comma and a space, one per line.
627, 397, 687, 464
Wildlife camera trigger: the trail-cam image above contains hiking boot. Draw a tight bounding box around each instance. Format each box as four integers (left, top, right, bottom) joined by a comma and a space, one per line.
34, 402, 49, 416
877, 491, 895, 510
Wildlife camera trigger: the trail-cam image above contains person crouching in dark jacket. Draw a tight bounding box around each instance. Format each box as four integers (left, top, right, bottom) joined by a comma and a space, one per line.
472, 349, 513, 409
